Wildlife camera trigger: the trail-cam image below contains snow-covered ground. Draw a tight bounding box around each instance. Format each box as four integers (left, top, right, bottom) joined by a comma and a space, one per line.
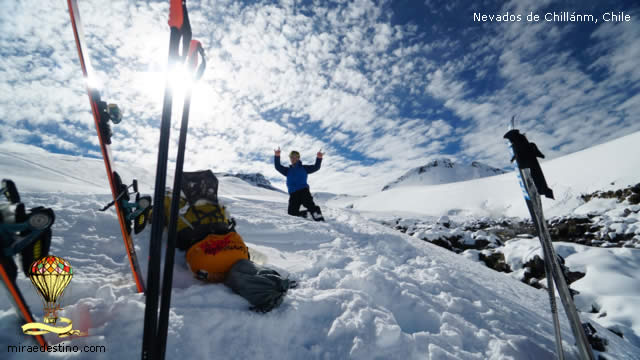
498, 239, 640, 346
3, 191, 636, 359
1, 135, 640, 359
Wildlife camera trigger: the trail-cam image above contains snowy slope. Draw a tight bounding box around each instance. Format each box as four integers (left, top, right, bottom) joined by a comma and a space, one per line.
382, 158, 507, 191
2, 191, 637, 359
353, 131, 640, 218
0, 142, 153, 194
1, 144, 639, 359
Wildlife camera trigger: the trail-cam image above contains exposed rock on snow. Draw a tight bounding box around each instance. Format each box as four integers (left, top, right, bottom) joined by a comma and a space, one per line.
580, 183, 640, 205
220, 172, 285, 193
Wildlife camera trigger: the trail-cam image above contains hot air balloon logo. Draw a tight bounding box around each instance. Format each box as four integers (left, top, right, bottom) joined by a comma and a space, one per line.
21, 255, 82, 337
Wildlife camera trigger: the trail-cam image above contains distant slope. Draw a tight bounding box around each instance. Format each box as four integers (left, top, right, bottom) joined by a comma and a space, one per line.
353, 131, 640, 218
0, 143, 150, 194
382, 158, 507, 191
0, 143, 287, 201
219, 172, 285, 193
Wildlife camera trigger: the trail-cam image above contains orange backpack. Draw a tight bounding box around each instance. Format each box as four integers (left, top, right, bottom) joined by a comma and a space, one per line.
185, 232, 249, 282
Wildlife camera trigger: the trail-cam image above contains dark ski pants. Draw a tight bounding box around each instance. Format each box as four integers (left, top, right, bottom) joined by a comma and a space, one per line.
288, 188, 321, 217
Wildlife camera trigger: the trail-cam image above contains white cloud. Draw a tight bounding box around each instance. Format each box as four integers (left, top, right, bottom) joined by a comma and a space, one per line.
1, 0, 638, 196
590, 13, 640, 84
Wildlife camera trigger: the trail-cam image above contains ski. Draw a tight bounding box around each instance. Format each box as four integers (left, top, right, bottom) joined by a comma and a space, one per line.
505, 126, 594, 360
0, 257, 48, 348
66, 0, 149, 293
1, 179, 50, 348
143, 1, 205, 359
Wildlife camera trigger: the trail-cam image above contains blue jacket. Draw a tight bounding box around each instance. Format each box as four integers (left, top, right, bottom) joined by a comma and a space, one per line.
274, 156, 322, 194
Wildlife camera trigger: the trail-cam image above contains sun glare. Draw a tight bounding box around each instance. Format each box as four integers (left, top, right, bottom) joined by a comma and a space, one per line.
86, 75, 102, 90
133, 62, 200, 107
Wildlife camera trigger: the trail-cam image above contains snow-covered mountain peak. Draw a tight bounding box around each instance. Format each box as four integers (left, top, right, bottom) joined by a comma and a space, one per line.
382, 157, 506, 191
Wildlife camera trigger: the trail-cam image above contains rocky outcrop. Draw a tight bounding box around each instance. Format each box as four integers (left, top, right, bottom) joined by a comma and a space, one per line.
221, 172, 285, 193
580, 182, 640, 205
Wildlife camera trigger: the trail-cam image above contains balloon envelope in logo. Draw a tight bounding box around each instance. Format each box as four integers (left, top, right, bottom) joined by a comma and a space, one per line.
28, 256, 73, 324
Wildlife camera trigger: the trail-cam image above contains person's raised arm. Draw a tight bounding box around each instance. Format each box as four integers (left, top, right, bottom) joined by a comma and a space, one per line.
274, 146, 288, 176
304, 149, 323, 174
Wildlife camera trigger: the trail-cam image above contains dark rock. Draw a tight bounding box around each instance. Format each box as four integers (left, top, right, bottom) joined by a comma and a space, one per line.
523, 255, 546, 280
479, 252, 511, 273
565, 270, 586, 284
430, 238, 453, 251
473, 239, 490, 249
608, 328, 624, 338
394, 225, 407, 233
582, 322, 607, 352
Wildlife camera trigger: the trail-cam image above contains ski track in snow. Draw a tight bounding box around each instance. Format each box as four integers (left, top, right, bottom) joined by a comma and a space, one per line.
2, 190, 638, 359
0, 151, 105, 189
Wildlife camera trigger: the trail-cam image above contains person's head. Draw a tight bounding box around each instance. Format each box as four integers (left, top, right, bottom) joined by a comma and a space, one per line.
289, 150, 300, 165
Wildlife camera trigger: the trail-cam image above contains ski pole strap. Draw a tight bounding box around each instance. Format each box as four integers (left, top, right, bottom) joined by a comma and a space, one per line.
187, 40, 206, 80
504, 129, 555, 199
168, 0, 192, 61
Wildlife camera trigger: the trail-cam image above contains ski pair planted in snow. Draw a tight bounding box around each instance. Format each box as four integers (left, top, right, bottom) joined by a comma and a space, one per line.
67, 0, 204, 358
142, 0, 206, 359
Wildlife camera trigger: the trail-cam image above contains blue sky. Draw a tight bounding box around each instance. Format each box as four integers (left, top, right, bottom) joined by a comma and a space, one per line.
0, 0, 639, 194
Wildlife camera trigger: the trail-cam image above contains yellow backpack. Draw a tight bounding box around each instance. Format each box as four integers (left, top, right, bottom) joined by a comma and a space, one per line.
163, 192, 235, 251
163, 170, 249, 282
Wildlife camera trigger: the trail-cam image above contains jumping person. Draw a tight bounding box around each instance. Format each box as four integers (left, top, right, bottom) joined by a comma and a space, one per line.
274, 147, 324, 221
